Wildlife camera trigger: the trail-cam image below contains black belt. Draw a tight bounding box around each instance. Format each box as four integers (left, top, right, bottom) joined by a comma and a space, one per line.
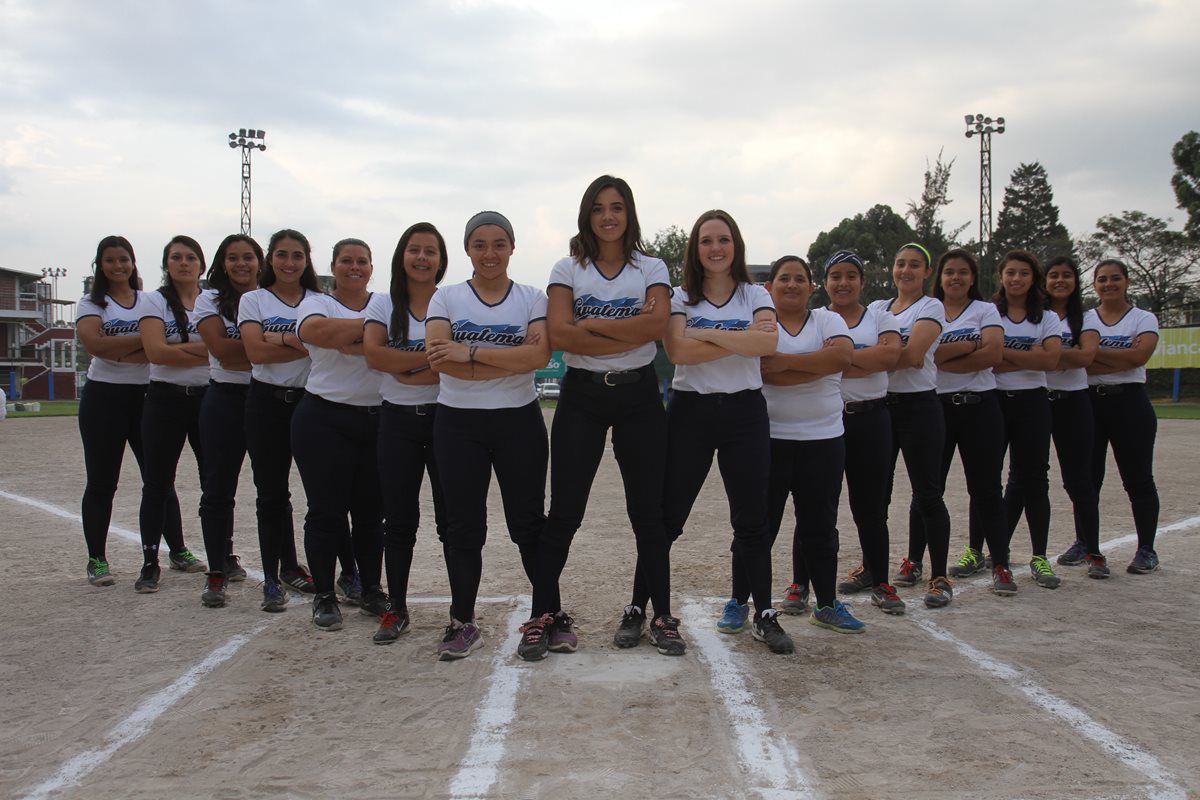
943, 391, 983, 406
886, 390, 937, 405
1002, 387, 1046, 398
150, 380, 206, 397
843, 398, 883, 414
567, 365, 649, 386
1092, 383, 1136, 396
308, 392, 380, 415
1047, 389, 1070, 401
385, 401, 436, 416
251, 379, 305, 404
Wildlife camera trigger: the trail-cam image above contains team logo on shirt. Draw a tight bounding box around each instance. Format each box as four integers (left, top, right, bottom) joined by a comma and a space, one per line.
388, 337, 425, 352
1003, 335, 1036, 351
898, 326, 911, 345
451, 320, 525, 346
225, 323, 241, 340
686, 316, 749, 331
941, 327, 980, 345
574, 294, 641, 320
102, 319, 140, 336
1099, 334, 1134, 349
261, 315, 296, 333
164, 319, 199, 339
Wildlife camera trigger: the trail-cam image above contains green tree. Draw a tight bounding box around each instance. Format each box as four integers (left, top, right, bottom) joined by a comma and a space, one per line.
1079, 210, 1200, 318
991, 162, 1074, 267
1170, 131, 1200, 239
646, 225, 688, 286
905, 149, 969, 258
807, 204, 918, 304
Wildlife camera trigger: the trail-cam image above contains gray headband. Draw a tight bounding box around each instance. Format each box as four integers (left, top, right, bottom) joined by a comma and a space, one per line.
464, 211, 515, 249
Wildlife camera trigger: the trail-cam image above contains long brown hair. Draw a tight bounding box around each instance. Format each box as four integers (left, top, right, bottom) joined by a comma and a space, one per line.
681, 210, 751, 306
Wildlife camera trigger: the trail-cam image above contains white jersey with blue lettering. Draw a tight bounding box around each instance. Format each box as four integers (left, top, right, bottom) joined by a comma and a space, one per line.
237, 287, 316, 388
427, 280, 548, 409
935, 299, 1002, 394
194, 288, 250, 386
670, 284, 775, 394
762, 308, 851, 440
994, 310, 1061, 391
837, 305, 899, 403
870, 296, 945, 394
363, 292, 439, 406
297, 293, 383, 407
1047, 308, 1100, 392
141, 289, 210, 387
1088, 306, 1159, 386
76, 293, 151, 384
547, 252, 670, 372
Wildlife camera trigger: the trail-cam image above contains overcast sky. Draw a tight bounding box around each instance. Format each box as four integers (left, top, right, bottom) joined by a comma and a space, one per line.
2, 0, 1197, 298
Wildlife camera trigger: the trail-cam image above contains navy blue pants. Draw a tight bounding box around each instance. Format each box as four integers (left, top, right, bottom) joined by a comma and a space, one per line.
1050, 389, 1101, 554
138, 381, 204, 564
244, 380, 304, 581
889, 390, 951, 579
1091, 383, 1159, 549
999, 387, 1053, 557
198, 380, 248, 572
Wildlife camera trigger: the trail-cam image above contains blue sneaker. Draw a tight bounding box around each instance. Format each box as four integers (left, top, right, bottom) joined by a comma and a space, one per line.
717, 598, 750, 634
809, 601, 866, 634
1127, 547, 1160, 574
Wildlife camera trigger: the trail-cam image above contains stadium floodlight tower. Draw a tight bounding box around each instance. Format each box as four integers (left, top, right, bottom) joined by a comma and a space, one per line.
964, 113, 1005, 255
227, 128, 267, 236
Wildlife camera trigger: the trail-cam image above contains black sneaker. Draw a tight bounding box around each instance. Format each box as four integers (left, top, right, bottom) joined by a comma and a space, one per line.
517, 614, 553, 661
201, 572, 227, 608
134, 563, 161, 593
86, 557, 115, 587
280, 564, 317, 594
312, 591, 343, 631
261, 577, 288, 612
1057, 539, 1087, 566
224, 554, 247, 582
751, 609, 794, 654
168, 549, 207, 573
336, 571, 362, 606
837, 564, 874, 594
1127, 546, 1160, 574
358, 586, 389, 618
648, 615, 687, 656
373, 608, 411, 644
612, 605, 646, 648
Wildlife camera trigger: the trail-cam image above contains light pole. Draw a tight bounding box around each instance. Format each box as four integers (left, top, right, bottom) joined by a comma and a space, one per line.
964, 113, 1005, 255
41, 267, 66, 324
227, 128, 266, 236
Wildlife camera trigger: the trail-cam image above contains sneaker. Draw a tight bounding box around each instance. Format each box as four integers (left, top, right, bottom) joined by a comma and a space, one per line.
717, 598, 750, 634
358, 586, 389, 618
949, 546, 986, 578
1127, 546, 1160, 575
780, 583, 811, 615
86, 557, 115, 587
337, 571, 362, 606
201, 572, 227, 608
894, 558, 924, 587
810, 601, 866, 634
548, 611, 578, 653
991, 565, 1018, 596
1057, 539, 1087, 566
438, 620, 483, 660
1030, 555, 1062, 589
517, 613, 553, 661
280, 564, 317, 594
373, 608, 410, 644
168, 549, 206, 573
134, 563, 161, 593
648, 615, 687, 656
261, 577, 288, 612
613, 605, 646, 648
1084, 553, 1111, 579
923, 576, 953, 608
837, 564, 874, 594
312, 591, 343, 631
870, 583, 906, 615
751, 610, 795, 654
224, 554, 247, 582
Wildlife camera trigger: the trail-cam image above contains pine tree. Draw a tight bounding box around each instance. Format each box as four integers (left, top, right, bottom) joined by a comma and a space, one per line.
1171, 131, 1200, 240
990, 162, 1074, 266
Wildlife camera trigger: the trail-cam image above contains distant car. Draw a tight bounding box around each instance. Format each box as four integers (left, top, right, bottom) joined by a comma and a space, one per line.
537, 382, 561, 400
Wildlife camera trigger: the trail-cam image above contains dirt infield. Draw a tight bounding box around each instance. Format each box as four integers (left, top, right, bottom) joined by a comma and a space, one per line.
0, 413, 1197, 800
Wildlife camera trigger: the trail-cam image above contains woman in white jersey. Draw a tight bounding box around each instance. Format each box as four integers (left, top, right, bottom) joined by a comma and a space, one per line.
363, 222, 449, 644
193, 234, 260, 607
294, 238, 387, 631
1087, 259, 1161, 575
134, 235, 211, 593
1042, 257, 1106, 577
993, 249, 1062, 589
870, 243, 953, 608
805, 251, 904, 616
238, 229, 321, 611
759, 256, 861, 634
76, 236, 172, 586
918, 250, 1014, 595
540, 176, 676, 658
658, 209, 792, 654
425, 211, 551, 661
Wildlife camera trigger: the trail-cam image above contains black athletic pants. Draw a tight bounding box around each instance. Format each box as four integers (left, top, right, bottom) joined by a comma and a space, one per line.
889, 390, 951, 579
839, 401, 893, 588
198, 380, 248, 573
244, 380, 304, 582
634, 388, 773, 615
434, 401, 547, 624
378, 401, 447, 610
1091, 383, 1159, 550
78, 380, 183, 561
291, 393, 384, 595
1048, 389, 1101, 555
138, 381, 204, 565
535, 365, 671, 618
999, 387, 1053, 557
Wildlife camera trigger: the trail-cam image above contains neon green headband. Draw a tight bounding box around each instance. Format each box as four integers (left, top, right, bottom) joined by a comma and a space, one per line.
899, 242, 932, 267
